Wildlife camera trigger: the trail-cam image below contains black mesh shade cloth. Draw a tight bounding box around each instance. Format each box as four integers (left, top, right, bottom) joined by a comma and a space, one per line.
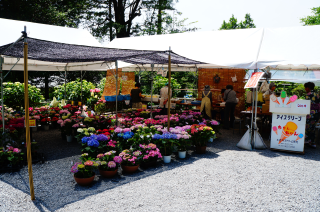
0, 37, 203, 64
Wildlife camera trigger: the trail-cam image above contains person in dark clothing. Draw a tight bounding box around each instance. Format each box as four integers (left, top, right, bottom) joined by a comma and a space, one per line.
130, 82, 144, 109
304, 82, 320, 148
223, 85, 237, 129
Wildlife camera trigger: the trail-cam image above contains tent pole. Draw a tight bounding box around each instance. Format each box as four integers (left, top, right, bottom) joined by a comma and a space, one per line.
0, 56, 4, 134
115, 61, 118, 125
23, 26, 35, 201
64, 67, 67, 100
81, 70, 83, 105
167, 47, 172, 131
150, 64, 154, 119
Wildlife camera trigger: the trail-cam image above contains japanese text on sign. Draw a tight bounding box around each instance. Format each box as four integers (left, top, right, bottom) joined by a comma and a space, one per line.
276, 115, 302, 121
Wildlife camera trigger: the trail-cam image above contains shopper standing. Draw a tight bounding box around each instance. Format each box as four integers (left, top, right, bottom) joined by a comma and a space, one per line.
223, 85, 237, 129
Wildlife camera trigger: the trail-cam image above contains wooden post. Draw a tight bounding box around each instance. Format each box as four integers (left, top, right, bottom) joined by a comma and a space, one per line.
167, 47, 171, 131
23, 26, 35, 200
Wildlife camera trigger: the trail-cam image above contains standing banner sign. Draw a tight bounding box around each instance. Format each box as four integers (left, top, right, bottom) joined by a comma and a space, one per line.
269, 93, 310, 153
244, 72, 264, 88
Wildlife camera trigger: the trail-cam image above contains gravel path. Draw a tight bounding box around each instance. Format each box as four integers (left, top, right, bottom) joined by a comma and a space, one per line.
1, 128, 320, 212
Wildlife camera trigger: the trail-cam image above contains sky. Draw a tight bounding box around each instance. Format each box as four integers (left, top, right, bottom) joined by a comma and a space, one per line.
174, 0, 319, 31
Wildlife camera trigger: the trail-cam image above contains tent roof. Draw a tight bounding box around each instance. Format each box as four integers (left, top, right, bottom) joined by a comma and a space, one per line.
0, 18, 202, 71
0, 37, 202, 64
108, 26, 320, 70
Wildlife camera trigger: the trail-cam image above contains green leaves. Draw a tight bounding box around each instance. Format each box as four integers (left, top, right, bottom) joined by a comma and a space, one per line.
220, 13, 256, 30
301, 7, 320, 26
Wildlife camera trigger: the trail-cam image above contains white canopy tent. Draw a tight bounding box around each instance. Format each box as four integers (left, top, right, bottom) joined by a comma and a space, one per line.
0, 18, 115, 71
108, 25, 320, 70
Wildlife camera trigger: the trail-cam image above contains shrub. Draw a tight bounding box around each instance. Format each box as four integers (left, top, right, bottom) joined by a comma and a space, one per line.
52, 79, 95, 104
2, 82, 45, 108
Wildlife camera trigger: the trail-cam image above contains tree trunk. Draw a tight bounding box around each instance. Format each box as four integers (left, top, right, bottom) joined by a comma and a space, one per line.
157, 0, 163, 34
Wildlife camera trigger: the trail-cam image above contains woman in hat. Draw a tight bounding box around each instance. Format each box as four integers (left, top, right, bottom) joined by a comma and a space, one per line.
200, 85, 212, 120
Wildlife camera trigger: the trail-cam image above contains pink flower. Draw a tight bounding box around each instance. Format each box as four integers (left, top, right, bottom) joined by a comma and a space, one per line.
97, 154, 104, 159
84, 161, 94, 166
108, 161, 116, 168
95, 88, 101, 93
13, 148, 21, 153
7, 146, 14, 151
113, 156, 122, 163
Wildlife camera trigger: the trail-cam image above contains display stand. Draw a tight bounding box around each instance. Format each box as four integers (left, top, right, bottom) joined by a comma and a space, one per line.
269, 94, 310, 154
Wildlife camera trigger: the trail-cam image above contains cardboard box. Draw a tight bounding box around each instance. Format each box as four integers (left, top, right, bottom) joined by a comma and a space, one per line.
262, 104, 269, 113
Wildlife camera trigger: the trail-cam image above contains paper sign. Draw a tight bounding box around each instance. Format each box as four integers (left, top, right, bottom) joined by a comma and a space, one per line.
244, 72, 264, 88
270, 113, 305, 153
25, 119, 36, 128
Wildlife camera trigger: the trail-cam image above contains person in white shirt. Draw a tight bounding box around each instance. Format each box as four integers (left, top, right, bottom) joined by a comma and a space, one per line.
159, 82, 172, 115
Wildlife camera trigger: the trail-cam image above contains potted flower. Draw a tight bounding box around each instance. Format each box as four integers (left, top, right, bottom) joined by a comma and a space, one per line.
96, 151, 122, 178
119, 149, 142, 174
139, 143, 162, 168
60, 119, 75, 142
40, 117, 50, 131
189, 124, 215, 154
172, 127, 192, 159
201, 120, 220, 142
71, 160, 98, 186
152, 132, 178, 163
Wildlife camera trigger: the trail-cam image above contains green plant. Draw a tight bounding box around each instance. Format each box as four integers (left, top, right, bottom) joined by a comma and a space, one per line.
53, 79, 95, 104
2, 82, 45, 108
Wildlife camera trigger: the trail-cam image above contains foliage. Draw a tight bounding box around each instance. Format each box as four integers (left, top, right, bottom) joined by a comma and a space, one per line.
0, 146, 24, 167
53, 79, 95, 103
140, 75, 181, 97
300, 7, 320, 26
2, 82, 45, 108
272, 81, 319, 99
0, 0, 89, 27
220, 13, 256, 30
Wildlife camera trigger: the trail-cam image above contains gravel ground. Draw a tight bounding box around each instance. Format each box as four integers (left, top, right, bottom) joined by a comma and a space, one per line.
0, 127, 320, 212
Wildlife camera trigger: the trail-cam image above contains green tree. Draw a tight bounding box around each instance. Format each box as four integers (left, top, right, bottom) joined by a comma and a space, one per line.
300, 7, 320, 26
0, 0, 89, 27
220, 13, 255, 30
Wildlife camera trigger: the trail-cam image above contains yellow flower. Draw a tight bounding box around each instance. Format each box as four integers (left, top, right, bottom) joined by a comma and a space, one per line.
77, 164, 85, 169
312, 97, 315, 101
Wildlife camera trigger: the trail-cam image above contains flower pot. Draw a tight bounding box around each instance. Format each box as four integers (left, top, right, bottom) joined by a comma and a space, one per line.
121, 164, 139, 174
74, 174, 95, 186
163, 155, 171, 163
31, 127, 37, 132
208, 137, 214, 142
178, 151, 186, 159
42, 125, 49, 131
66, 135, 73, 142
195, 146, 207, 154
99, 168, 118, 178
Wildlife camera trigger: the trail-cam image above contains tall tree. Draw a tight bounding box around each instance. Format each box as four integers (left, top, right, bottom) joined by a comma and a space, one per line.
300, 7, 320, 26
220, 13, 255, 30
0, 0, 89, 27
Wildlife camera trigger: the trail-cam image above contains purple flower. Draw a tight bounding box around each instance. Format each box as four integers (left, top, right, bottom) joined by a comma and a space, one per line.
97, 134, 109, 142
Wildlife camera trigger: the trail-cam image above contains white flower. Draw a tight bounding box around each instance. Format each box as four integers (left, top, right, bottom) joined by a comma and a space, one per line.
77, 128, 84, 133
140, 135, 144, 139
